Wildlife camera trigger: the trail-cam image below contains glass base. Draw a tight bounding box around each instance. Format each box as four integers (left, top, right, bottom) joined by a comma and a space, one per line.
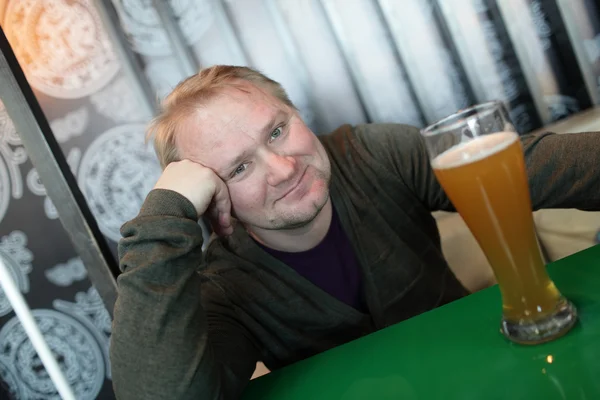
500, 299, 578, 345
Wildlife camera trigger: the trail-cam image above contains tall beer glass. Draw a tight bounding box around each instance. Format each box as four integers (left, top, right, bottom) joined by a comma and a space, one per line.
421, 101, 577, 344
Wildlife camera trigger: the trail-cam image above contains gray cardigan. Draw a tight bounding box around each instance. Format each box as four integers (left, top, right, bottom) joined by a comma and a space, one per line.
110, 124, 600, 399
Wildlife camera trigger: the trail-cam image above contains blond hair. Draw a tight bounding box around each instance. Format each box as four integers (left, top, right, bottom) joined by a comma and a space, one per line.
147, 65, 295, 169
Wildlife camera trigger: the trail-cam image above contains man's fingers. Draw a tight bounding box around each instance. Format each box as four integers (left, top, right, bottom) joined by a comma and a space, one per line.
207, 204, 226, 235
212, 176, 232, 224
153, 159, 233, 236
207, 176, 233, 236
209, 213, 233, 236
207, 204, 220, 226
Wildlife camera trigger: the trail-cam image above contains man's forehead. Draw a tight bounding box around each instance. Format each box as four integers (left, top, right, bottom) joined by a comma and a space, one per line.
199, 84, 280, 125
212, 82, 280, 109
175, 84, 285, 162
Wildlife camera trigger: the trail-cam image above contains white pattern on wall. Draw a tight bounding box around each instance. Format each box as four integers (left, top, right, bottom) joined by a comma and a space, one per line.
115, 0, 214, 56
78, 124, 161, 242
90, 76, 148, 123
0, 231, 33, 317
0, 101, 26, 224
26, 148, 82, 220
49, 107, 89, 143
46, 257, 88, 287
54, 287, 112, 379
0, 309, 105, 399
2, 0, 120, 99
144, 56, 187, 101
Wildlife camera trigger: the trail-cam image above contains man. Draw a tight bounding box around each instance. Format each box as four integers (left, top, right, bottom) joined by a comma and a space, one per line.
110, 65, 600, 399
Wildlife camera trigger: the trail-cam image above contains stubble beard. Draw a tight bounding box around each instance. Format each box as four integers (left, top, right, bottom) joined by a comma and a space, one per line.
262, 169, 331, 231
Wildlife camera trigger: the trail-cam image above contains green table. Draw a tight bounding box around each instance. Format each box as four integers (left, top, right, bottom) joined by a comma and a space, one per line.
243, 245, 600, 399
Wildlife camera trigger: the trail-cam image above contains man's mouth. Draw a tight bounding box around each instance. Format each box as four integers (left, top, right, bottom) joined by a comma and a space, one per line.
277, 167, 308, 201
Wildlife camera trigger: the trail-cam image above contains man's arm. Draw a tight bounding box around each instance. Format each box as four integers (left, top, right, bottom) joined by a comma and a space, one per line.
353, 124, 600, 212
523, 132, 600, 211
110, 163, 260, 399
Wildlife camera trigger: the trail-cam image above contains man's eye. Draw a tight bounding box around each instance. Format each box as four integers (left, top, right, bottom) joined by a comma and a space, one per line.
269, 127, 283, 142
233, 163, 248, 176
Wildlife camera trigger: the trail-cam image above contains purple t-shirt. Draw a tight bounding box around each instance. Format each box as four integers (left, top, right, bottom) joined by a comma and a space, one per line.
256, 207, 366, 313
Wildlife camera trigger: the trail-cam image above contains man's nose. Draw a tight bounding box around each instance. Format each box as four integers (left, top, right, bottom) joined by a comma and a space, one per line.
265, 152, 296, 187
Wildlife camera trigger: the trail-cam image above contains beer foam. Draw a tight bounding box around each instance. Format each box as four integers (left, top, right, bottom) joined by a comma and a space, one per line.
432, 131, 519, 169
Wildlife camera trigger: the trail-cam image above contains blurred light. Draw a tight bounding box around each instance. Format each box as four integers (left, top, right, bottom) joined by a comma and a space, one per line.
547, 355, 554, 364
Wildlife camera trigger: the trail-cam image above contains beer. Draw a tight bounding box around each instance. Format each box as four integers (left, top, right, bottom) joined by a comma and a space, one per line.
423, 101, 576, 344
432, 131, 561, 321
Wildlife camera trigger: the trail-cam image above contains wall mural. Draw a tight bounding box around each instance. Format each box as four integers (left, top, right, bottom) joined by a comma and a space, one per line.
0, 232, 33, 319
0, 0, 599, 398
0, 103, 26, 225
0, 0, 156, 397
116, 0, 213, 56
77, 124, 162, 242
2, 0, 120, 99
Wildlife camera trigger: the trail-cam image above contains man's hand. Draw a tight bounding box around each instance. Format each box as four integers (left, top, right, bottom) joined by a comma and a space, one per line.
154, 160, 233, 236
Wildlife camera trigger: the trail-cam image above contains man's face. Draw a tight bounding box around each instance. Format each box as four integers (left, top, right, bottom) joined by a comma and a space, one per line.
176, 83, 331, 230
